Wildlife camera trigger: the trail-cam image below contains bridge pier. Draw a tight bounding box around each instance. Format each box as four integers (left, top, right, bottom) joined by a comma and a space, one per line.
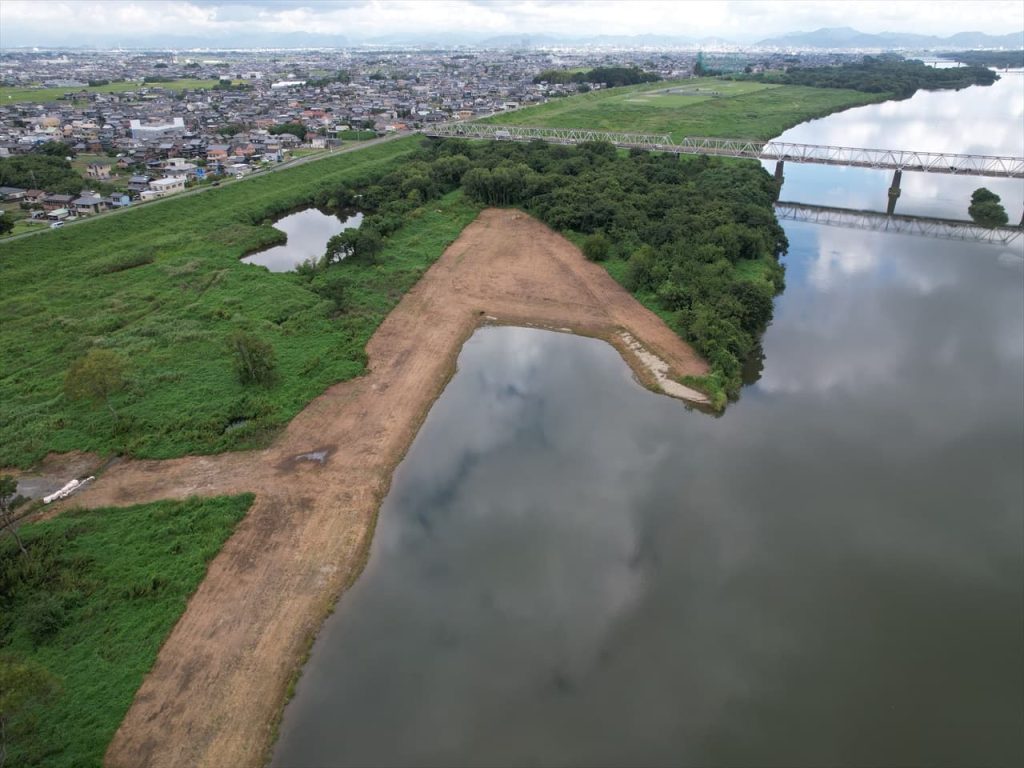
887, 169, 902, 216
773, 160, 785, 200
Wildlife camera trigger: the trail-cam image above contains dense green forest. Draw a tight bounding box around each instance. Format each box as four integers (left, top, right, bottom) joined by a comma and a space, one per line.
937, 50, 1024, 69
533, 66, 661, 87
733, 56, 998, 98
306, 139, 786, 406
0, 153, 84, 195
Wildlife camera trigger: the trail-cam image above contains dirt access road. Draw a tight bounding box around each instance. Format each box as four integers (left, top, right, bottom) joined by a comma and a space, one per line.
59, 209, 708, 768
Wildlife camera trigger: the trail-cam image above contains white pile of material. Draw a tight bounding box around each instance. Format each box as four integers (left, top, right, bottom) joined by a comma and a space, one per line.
43, 476, 95, 504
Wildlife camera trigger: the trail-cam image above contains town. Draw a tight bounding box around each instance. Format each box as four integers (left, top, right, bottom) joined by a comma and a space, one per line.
0, 46, 841, 232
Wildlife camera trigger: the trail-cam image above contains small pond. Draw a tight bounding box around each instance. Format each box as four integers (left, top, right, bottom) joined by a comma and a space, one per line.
241, 208, 362, 272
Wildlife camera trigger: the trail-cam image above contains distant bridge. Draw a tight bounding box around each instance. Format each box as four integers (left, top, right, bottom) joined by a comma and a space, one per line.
775, 202, 1022, 246
422, 123, 1024, 179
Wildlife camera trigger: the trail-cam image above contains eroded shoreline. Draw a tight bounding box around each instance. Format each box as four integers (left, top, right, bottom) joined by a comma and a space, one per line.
49, 209, 708, 768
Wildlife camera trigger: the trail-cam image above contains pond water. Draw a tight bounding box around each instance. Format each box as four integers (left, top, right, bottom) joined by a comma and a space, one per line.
272, 77, 1024, 767
241, 208, 362, 272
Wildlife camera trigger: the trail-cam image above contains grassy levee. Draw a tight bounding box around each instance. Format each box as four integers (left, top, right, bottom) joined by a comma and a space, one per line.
0, 494, 254, 768
0, 136, 483, 467
483, 77, 887, 140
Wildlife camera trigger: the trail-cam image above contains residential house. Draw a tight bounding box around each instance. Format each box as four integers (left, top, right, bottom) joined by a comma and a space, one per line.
73, 195, 107, 215
42, 193, 75, 211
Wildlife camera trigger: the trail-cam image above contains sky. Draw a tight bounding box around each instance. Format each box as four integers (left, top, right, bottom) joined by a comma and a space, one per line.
1, 0, 1023, 48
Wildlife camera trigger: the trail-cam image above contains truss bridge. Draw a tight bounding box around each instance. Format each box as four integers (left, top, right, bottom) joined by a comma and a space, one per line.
422, 124, 1024, 179
774, 202, 1022, 246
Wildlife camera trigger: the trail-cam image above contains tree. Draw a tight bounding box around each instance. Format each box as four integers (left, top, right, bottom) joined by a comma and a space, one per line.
968, 187, 1008, 226
325, 227, 382, 264
269, 122, 306, 140
582, 232, 611, 261
0, 654, 60, 767
0, 214, 12, 237
0, 476, 26, 555
64, 349, 127, 420
35, 141, 74, 159
228, 330, 277, 386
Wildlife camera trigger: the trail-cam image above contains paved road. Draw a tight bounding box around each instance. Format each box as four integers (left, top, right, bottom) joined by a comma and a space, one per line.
0, 131, 412, 245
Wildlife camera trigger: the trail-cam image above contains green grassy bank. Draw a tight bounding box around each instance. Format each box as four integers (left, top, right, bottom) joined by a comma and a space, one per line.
0, 494, 253, 767
483, 77, 886, 140
0, 137, 483, 467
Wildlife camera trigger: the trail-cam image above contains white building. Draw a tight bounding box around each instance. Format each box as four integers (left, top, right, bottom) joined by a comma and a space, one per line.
129, 117, 185, 140
148, 176, 186, 197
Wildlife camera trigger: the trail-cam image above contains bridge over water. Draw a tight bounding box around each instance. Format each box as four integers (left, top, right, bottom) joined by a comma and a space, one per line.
774, 202, 1022, 247
422, 123, 1024, 179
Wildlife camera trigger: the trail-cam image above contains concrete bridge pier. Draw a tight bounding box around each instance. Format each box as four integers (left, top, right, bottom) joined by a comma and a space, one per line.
773, 160, 785, 200
887, 169, 902, 216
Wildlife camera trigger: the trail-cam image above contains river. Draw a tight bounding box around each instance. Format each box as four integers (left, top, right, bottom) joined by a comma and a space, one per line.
271, 76, 1024, 767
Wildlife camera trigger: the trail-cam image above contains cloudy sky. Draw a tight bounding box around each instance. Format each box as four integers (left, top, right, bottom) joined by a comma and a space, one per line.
1, 0, 1022, 47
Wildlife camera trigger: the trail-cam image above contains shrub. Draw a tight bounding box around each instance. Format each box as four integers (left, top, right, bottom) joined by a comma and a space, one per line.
582, 232, 611, 261
228, 330, 277, 386
25, 594, 68, 644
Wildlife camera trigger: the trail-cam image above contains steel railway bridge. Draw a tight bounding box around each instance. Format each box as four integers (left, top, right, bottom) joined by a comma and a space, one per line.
774, 202, 1022, 247
422, 123, 1024, 179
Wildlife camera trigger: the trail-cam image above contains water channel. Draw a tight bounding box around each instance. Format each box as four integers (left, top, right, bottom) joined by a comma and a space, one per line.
241, 207, 362, 272
272, 75, 1024, 767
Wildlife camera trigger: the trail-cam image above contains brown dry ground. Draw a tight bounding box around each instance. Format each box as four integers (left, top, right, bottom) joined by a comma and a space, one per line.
43, 209, 707, 768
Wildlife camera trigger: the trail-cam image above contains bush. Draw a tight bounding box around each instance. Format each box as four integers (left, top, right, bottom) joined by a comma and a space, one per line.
25, 594, 68, 644
582, 232, 611, 261
228, 330, 277, 386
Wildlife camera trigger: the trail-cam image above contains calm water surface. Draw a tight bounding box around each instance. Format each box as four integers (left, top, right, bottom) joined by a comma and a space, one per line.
241, 208, 362, 271
273, 78, 1024, 767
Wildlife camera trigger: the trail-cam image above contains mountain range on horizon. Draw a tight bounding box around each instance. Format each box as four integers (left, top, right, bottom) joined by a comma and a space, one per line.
6, 26, 1023, 51
755, 26, 1024, 50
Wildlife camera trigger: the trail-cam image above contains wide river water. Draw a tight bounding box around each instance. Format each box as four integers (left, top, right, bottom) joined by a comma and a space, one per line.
272, 76, 1024, 766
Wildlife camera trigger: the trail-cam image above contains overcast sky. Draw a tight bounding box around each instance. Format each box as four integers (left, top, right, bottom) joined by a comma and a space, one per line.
2, 0, 1023, 47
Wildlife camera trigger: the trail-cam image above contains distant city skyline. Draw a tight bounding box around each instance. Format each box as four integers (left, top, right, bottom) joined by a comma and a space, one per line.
1, 0, 1023, 49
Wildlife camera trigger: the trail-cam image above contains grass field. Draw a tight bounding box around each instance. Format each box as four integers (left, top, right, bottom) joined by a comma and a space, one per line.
0, 494, 254, 767
483, 77, 887, 141
0, 136, 489, 468
0, 79, 223, 104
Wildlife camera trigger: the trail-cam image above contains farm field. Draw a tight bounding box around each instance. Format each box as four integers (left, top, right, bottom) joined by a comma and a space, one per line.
484, 76, 886, 140
0, 79, 225, 104
0, 136, 490, 467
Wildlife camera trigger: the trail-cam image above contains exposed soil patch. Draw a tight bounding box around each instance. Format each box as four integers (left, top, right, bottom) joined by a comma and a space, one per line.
45, 209, 707, 768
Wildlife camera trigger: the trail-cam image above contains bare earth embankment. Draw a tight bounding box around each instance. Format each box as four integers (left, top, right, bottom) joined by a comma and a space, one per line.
56, 209, 706, 768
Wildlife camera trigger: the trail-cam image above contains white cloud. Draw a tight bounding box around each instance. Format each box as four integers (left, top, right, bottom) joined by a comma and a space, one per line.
1, 0, 1022, 46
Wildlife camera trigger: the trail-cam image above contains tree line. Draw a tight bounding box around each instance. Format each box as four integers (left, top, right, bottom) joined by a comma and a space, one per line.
731, 55, 998, 98
302, 138, 786, 406
532, 66, 661, 88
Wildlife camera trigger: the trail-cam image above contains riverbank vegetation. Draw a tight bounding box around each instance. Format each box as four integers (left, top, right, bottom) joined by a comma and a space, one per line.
302, 139, 786, 408
482, 77, 886, 141
533, 66, 661, 87
732, 55, 999, 98
0, 494, 253, 768
937, 50, 1024, 69
2, 129, 785, 466
0, 138, 450, 467
968, 188, 1010, 227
